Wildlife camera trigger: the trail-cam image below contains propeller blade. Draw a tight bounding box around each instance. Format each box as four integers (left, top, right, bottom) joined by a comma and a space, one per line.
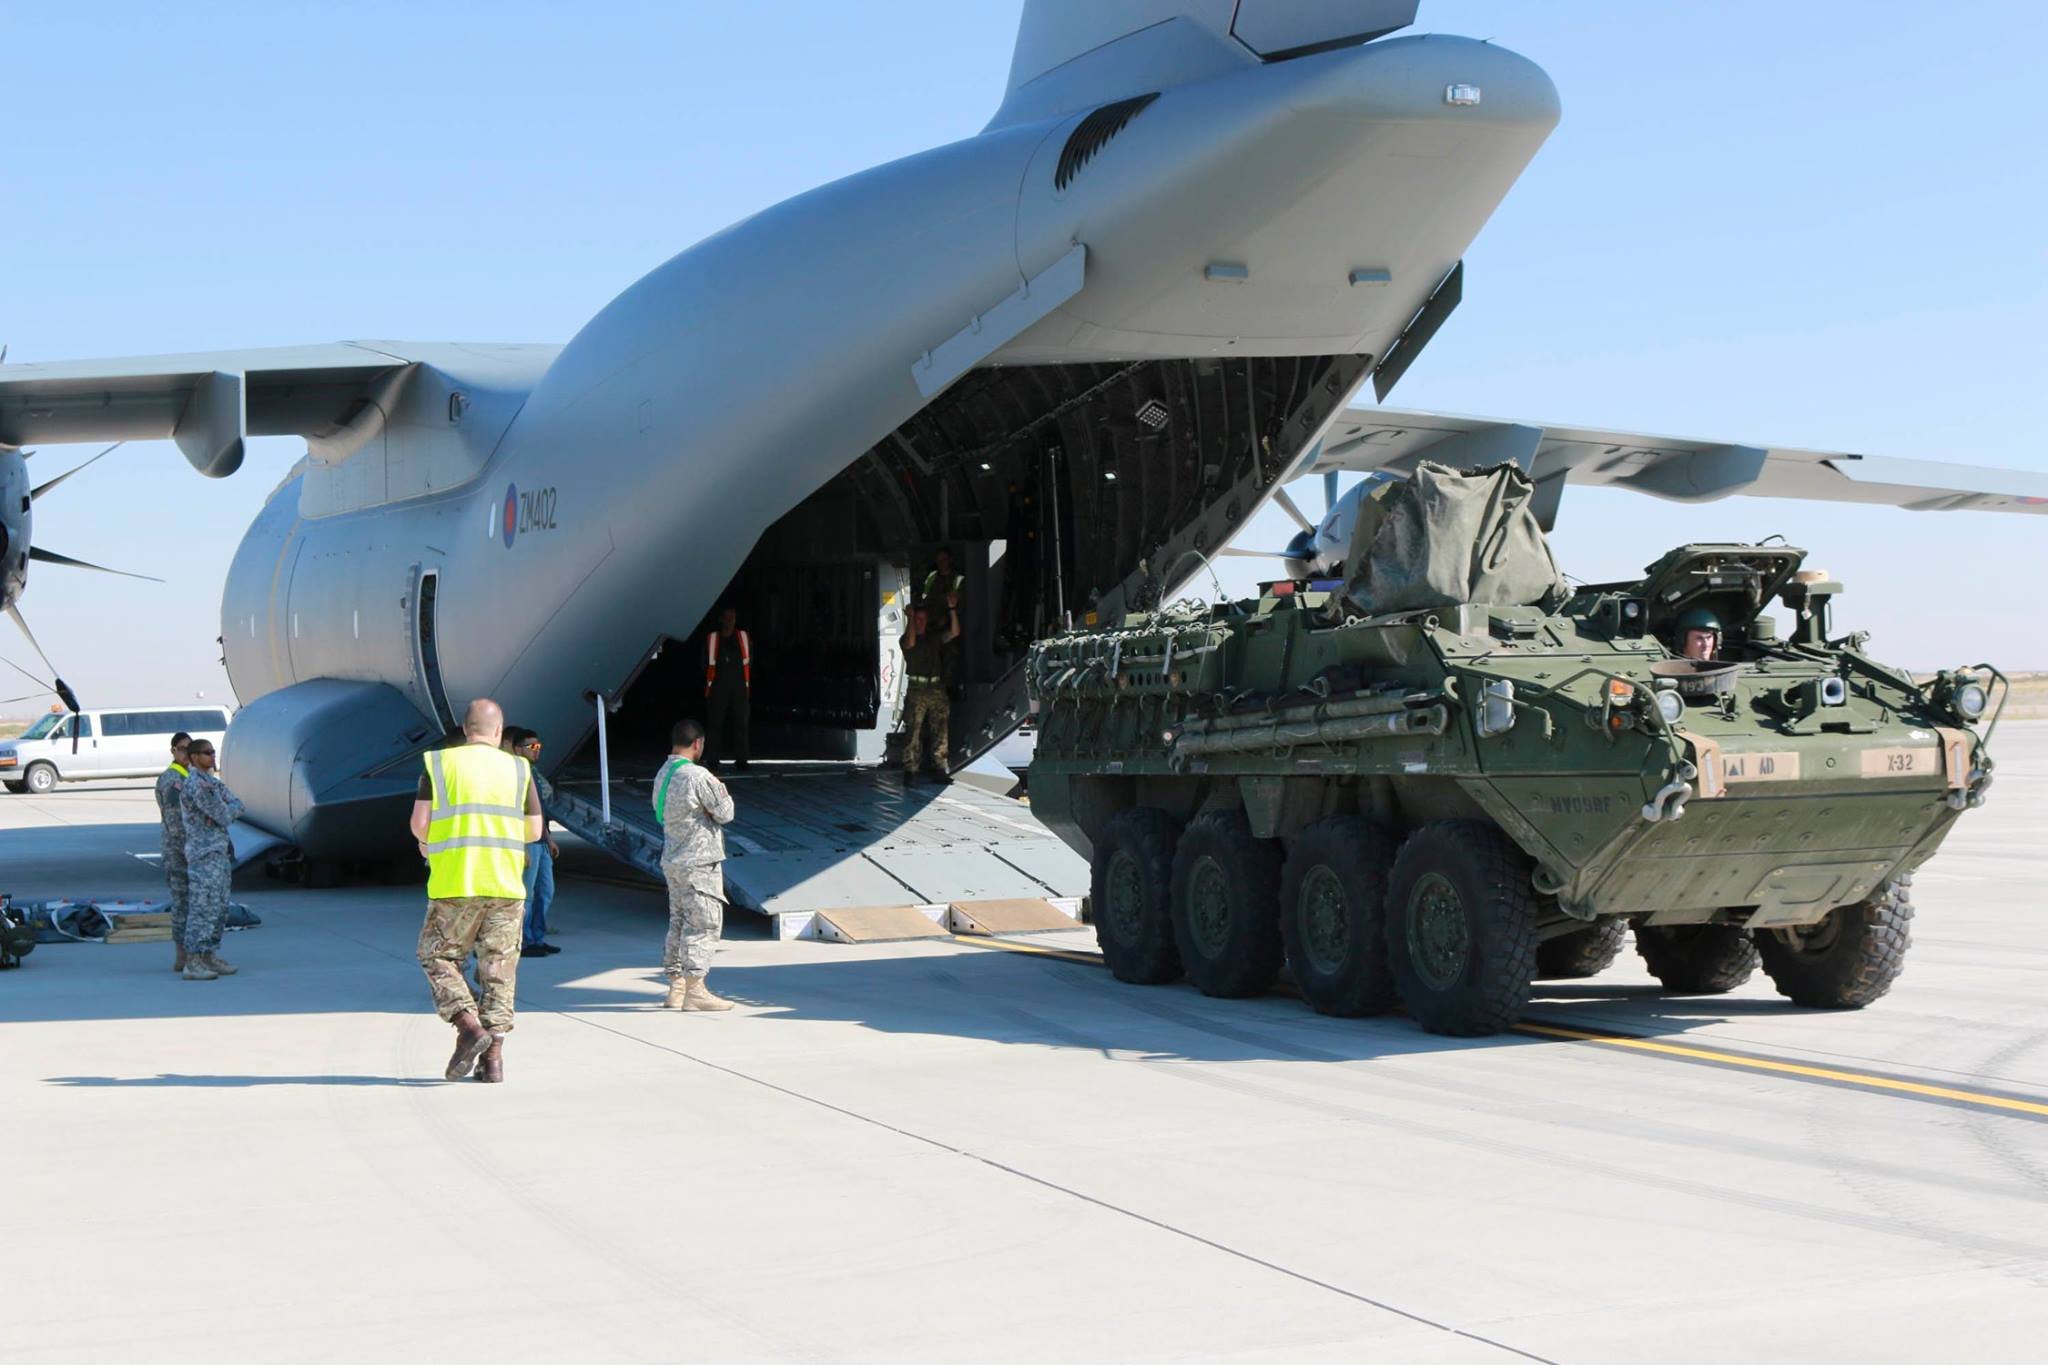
1271, 486, 1314, 534
1323, 469, 1339, 516
1216, 546, 1286, 559
2, 606, 82, 714
30, 441, 123, 501
27, 546, 164, 582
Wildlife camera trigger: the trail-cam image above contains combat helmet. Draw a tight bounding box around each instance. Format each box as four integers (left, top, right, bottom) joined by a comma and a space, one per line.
1676, 605, 1723, 635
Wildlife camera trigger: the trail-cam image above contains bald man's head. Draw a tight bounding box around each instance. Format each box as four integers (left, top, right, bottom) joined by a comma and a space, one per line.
462, 698, 505, 744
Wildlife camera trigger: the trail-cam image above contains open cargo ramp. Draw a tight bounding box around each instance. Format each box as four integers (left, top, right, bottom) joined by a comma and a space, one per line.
551, 762, 1086, 940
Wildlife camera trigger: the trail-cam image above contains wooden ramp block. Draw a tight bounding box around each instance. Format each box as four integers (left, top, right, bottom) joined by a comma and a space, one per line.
111, 912, 173, 929
104, 927, 175, 944
948, 898, 1080, 936
811, 904, 949, 944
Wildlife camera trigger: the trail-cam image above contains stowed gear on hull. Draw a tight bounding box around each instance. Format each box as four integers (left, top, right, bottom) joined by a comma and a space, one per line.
1027, 462, 2002, 1036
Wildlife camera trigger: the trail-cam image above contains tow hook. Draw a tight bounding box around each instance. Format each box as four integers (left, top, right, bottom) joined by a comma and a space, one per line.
1641, 761, 1698, 823
1947, 769, 1992, 812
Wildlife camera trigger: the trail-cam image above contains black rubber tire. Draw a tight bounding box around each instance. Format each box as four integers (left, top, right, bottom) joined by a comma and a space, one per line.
1535, 919, 1629, 980
1755, 880, 1913, 1009
2, 780, 26, 794
1089, 807, 1184, 985
1384, 821, 1540, 1037
1632, 924, 1759, 994
1278, 817, 1400, 1017
1169, 809, 1283, 998
23, 763, 56, 795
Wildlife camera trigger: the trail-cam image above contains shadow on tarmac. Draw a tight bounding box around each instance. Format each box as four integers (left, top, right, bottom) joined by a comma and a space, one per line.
542, 949, 1819, 1066
47, 1074, 445, 1088
7, 820, 1818, 1077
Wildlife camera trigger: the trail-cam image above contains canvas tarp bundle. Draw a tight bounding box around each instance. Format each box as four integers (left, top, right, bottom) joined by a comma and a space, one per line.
1342, 461, 1567, 615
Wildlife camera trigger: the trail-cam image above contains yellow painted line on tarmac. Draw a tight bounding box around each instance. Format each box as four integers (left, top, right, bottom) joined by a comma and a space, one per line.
1508, 1022, 2048, 1118
954, 933, 2048, 1120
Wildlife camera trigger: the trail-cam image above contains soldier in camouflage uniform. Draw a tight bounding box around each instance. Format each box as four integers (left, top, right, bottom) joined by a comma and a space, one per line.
655, 718, 737, 1011
154, 731, 192, 972
177, 739, 244, 981
900, 597, 960, 783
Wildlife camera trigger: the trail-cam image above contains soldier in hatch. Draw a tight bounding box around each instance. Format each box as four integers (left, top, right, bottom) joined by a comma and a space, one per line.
899, 596, 959, 783
155, 731, 193, 972
177, 739, 244, 981
1676, 606, 1722, 662
655, 719, 737, 1011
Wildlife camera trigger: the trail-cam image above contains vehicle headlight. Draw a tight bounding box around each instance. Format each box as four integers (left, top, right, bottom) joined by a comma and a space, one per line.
1654, 689, 1686, 725
1954, 681, 1988, 721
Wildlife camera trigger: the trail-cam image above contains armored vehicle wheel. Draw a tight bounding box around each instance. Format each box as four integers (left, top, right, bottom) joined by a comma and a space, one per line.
1632, 924, 1758, 994
1756, 880, 1913, 1009
1090, 808, 1184, 985
1169, 810, 1283, 998
1535, 919, 1628, 980
1278, 817, 1399, 1017
1384, 821, 1539, 1036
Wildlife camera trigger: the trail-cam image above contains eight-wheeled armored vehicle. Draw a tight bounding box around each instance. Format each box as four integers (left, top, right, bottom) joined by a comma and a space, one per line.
1026, 463, 2003, 1035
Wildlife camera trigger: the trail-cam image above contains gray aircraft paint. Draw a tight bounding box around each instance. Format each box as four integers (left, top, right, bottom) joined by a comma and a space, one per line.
4, 6, 2040, 859
198, 25, 1556, 853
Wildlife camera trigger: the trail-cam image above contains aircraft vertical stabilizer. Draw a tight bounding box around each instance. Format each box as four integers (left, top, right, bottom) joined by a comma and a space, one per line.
991, 0, 1420, 128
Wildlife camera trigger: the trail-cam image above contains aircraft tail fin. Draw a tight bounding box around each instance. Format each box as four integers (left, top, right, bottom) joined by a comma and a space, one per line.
992, 1, 1419, 128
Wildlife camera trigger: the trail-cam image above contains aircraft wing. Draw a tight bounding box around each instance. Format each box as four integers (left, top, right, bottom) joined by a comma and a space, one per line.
0, 342, 413, 476
1305, 406, 2048, 519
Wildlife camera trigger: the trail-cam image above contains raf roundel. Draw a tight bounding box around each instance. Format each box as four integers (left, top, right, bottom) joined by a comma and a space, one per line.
502, 484, 518, 547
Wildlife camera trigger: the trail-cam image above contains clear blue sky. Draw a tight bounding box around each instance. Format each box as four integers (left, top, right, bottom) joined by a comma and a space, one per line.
3, 1, 2044, 713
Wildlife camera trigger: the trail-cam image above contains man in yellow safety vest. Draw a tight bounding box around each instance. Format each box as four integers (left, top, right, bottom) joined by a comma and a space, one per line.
409, 698, 544, 1083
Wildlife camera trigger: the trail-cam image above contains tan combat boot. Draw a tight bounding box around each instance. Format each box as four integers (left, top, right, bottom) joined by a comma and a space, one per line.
201, 951, 238, 976
662, 979, 689, 1010
445, 1010, 492, 1080
173, 946, 188, 973
471, 1036, 505, 1083
181, 955, 219, 981
684, 977, 735, 1012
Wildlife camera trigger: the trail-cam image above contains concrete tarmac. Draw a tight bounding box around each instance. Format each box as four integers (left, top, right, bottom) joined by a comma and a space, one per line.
4, 726, 2047, 1363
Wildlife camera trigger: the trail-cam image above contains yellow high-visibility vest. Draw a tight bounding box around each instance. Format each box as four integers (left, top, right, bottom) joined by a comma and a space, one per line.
422, 743, 532, 900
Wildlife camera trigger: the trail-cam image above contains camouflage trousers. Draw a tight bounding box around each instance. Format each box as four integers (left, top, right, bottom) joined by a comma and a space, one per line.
661, 863, 726, 980
181, 853, 232, 954
161, 853, 190, 945
418, 896, 523, 1033
902, 685, 949, 772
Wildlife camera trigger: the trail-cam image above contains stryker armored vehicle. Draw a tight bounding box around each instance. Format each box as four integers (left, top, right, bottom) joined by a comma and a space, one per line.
1025, 463, 2003, 1036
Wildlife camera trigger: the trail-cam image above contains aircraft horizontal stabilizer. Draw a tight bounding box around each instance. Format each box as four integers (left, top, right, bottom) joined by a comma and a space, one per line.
1306, 406, 2048, 521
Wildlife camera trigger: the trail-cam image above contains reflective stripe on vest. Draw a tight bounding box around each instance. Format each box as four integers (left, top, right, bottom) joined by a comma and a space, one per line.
706, 629, 751, 690
423, 745, 531, 900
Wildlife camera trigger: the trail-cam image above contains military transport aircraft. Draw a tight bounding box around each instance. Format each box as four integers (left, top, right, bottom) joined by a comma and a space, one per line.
2, 1, 2042, 867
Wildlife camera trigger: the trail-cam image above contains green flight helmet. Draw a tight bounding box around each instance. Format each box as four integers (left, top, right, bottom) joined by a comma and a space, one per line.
1677, 605, 1723, 635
